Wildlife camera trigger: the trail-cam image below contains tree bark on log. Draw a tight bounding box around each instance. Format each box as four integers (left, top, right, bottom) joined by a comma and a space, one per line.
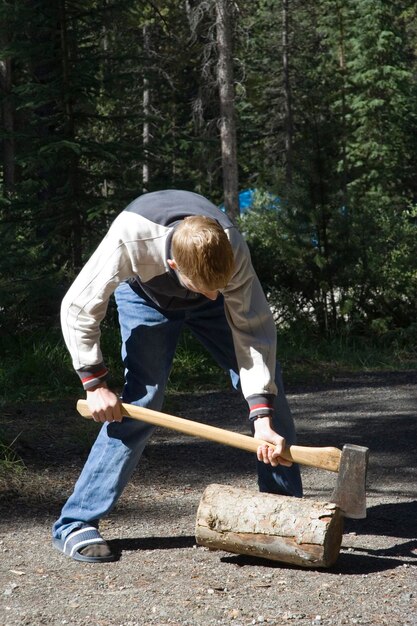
195, 484, 343, 568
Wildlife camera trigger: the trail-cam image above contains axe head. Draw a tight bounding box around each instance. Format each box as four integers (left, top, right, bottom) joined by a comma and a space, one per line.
331, 444, 369, 519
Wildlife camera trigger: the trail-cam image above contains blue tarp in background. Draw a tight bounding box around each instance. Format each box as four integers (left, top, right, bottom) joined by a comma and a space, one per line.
219, 188, 280, 214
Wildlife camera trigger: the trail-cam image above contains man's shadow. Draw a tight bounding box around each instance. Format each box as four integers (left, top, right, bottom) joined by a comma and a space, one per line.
109, 534, 195, 558
345, 499, 417, 539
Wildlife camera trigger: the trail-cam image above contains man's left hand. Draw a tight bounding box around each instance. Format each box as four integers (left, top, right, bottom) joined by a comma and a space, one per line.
253, 416, 293, 467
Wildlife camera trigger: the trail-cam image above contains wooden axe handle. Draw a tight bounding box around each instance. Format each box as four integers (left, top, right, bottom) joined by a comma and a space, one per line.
76, 399, 342, 472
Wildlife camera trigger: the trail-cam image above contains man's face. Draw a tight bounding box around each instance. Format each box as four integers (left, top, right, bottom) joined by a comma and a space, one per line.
167, 259, 219, 300
178, 273, 219, 301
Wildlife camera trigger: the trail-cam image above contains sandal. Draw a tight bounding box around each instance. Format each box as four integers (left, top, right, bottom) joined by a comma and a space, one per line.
53, 525, 117, 563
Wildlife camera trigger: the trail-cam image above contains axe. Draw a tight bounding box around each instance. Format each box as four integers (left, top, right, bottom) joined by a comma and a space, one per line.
76, 399, 369, 519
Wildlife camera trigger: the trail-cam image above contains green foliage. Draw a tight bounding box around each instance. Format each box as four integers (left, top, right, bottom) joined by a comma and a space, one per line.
240, 193, 417, 334
0, 330, 79, 404
237, 0, 417, 336
0, 324, 228, 406
345, 0, 416, 195
1, 0, 417, 340
0, 323, 415, 412
276, 322, 417, 384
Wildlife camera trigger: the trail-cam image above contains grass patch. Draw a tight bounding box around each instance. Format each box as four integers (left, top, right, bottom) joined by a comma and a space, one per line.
0, 326, 230, 407
0, 326, 124, 405
0, 432, 25, 477
277, 325, 417, 384
1, 324, 416, 407
168, 330, 230, 392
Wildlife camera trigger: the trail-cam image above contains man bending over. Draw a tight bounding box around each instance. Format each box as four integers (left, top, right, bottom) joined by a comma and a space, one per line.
53, 189, 302, 563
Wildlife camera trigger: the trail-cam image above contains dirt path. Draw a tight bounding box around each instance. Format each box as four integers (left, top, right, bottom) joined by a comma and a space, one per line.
1, 372, 416, 625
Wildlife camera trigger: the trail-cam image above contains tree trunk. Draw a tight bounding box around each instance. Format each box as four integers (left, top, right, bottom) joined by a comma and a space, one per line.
0, 53, 15, 194
59, 0, 82, 271
196, 484, 344, 568
142, 24, 150, 192
215, 0, 239, 220
282, 0, 293, 184
337, 4, 348, 212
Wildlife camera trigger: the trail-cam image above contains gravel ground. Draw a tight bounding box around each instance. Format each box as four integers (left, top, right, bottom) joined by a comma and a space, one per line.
0, 372, 416, 626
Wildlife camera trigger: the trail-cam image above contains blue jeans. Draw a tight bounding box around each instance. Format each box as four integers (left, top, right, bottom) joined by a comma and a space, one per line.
53, 282, 302, 540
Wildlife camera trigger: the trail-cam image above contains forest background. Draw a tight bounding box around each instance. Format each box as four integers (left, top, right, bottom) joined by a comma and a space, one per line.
1, 0, 417, 408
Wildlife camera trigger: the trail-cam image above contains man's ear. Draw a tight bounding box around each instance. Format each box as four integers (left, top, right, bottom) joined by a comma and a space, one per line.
167, 258, 178, 271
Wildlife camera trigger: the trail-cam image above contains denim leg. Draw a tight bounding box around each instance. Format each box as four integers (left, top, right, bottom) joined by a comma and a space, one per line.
184, 296, 241, 390
53, 283, 183, 540
256, 363, 303, 497
186, 297, 303, 497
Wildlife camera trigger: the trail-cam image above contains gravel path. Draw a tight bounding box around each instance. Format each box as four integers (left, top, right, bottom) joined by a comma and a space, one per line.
1, 372, 416, 625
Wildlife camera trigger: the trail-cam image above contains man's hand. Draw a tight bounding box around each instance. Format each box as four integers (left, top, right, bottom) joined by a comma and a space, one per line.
86, 384, 123, 423
253, 416, 293, 467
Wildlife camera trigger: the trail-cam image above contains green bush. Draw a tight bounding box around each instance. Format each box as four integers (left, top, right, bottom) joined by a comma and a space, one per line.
239, 193, 417, 336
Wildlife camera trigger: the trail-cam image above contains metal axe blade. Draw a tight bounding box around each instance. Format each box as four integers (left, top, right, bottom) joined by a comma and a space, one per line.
331, 444, 369, 519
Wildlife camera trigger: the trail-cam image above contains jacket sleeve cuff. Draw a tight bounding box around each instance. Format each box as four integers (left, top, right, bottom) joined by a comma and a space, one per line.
77, 364, 109, 390
247, 394, 275, 421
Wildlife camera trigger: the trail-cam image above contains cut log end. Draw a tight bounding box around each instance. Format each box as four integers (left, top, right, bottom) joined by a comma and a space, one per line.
195, 484, 344, 568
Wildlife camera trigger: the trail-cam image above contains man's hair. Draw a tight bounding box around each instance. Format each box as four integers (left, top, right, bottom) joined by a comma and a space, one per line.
172, 216, 235, 290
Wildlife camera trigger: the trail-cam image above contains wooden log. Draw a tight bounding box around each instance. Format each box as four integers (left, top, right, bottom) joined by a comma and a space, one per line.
195, 484, 344, 568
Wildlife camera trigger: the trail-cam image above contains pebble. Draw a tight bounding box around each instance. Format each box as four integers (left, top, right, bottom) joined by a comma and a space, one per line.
400, 592, 413, 601
4, 583, 19, 596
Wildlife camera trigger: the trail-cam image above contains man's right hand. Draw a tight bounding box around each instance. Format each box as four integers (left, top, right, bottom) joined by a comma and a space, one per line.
86, 384, 123, 423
